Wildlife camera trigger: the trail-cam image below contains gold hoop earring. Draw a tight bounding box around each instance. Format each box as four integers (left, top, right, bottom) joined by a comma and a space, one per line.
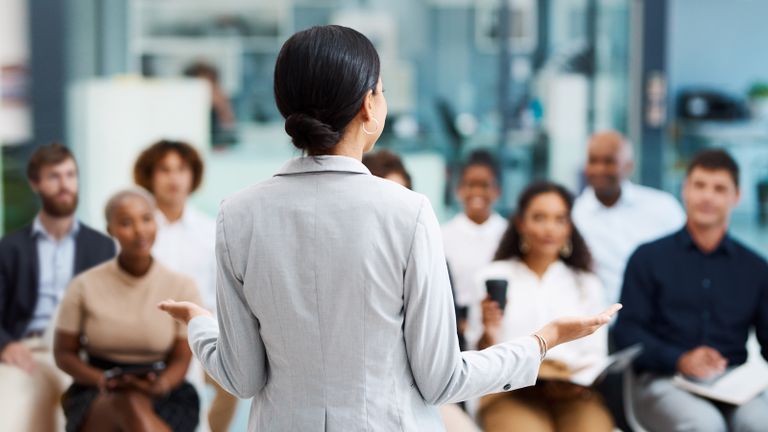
520, 238, 530, 254
362, 117, 380, 135
560, 240, 573, 258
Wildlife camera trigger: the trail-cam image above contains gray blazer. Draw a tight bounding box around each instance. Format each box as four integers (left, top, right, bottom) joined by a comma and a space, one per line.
188, 155, 541, 431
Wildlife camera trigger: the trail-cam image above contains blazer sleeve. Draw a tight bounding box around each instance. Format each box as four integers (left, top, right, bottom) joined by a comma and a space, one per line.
93, 229, 117, 263
187, 206, 267, 399
402, 198, 541, 405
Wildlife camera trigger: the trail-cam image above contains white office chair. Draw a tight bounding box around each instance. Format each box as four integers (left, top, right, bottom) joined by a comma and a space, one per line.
622, 369, 649, 432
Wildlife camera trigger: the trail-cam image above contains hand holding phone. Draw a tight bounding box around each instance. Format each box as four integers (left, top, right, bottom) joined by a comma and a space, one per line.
102, 361, 168, 396
485, 279, 508, 312
103, 361, 166, 380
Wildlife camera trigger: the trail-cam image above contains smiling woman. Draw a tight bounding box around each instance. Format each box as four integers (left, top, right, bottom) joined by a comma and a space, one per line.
52, 188, 204, 432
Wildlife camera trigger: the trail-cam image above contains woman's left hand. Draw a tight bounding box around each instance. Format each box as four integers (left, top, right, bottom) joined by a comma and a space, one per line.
158, 300, 212, 325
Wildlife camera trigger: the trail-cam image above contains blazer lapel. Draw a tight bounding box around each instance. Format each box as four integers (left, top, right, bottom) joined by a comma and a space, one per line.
73, 229, 86, 274
24, 225, 40, 316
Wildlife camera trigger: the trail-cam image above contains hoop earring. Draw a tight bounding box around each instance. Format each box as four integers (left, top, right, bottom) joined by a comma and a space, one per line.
560, 240, 573, 258
362, 117, 380, 135
520, 238, 530, 254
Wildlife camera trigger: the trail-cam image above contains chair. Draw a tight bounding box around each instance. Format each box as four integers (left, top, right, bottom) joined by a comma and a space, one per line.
622, 369, 649, 432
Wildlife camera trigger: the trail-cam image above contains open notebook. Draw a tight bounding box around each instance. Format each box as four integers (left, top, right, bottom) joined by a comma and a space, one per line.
673, 361, 768, 405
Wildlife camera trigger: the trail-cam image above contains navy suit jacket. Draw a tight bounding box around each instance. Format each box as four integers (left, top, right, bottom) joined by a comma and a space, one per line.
0, 222, 115, 352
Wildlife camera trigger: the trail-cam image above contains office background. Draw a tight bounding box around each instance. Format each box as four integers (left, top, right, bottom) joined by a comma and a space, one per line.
2, 2, 768, 428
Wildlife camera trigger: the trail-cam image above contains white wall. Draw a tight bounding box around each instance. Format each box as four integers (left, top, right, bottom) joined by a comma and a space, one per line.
0, 0, 31, 145
68, 78, 210, 229
0, 0, 27, 65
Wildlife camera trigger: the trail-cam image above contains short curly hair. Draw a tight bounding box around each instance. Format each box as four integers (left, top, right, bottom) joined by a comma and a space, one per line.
133, 140, 204, 194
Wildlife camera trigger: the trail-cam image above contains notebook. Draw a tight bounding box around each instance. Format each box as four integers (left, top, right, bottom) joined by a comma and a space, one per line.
673, 361, 768, 405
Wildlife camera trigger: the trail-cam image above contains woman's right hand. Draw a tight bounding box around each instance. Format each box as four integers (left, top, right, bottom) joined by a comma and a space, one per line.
534, 304, 622, 350
158, 300, 212, 325
481, 296, 504, 344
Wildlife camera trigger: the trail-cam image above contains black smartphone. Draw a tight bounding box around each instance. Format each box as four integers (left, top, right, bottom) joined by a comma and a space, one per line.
103, 361, 166, 380
456, 305, 469, 322
485, 279, 508, 312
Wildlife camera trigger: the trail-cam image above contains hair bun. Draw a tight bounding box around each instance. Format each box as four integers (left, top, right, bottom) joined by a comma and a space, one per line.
284, 113, 341, 153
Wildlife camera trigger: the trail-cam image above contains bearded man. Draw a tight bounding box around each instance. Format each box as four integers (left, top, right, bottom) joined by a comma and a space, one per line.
0, 142, 115, 431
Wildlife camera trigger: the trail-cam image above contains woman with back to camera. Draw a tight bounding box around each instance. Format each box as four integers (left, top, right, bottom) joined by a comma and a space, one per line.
159, 25, 620, 431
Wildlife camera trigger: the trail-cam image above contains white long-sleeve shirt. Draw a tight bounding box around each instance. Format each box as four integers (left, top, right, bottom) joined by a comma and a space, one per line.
466, 259, 608, 371
442, 213, 507, 307
153, 206, 217, 312
573, 181, 685, 305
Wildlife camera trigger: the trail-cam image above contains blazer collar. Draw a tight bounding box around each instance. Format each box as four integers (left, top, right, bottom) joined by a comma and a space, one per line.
275, 156, 371, 177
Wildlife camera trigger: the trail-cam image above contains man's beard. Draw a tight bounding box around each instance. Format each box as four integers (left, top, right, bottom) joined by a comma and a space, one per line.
40, 191, 79, 217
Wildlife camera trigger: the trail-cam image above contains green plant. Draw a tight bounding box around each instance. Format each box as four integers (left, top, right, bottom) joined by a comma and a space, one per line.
748, 82, 768, 99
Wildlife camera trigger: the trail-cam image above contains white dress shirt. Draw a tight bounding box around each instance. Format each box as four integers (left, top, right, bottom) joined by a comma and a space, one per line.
152, 206, 217, 311
187, 156, 542, 431
152, 206, 217, 432
573, 181, 685, 305
466, 259, 608, 371
442, 213, 507, 307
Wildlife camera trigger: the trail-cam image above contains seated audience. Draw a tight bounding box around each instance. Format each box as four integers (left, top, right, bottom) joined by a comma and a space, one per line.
134, 140, 238, 432
614, 149, 768, 431
0, 143, 115, 431
573, 130, 685, 306
53, 188, 203, 432
466, 181, 614, 432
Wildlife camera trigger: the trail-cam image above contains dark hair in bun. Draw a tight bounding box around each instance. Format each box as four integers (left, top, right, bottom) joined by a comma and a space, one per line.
274, 25, 381, 155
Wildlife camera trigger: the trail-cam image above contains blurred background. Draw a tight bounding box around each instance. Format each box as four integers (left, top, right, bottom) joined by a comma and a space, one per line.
4, 0, 768, 233
3, 0, 768, 429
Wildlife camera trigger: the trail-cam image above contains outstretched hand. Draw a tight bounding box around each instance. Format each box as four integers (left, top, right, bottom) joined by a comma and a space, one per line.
536, 304, 622, 350
158, 300, 212, 325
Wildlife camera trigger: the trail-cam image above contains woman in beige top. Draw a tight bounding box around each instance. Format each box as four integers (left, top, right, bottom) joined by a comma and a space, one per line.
53, 189, 203, 432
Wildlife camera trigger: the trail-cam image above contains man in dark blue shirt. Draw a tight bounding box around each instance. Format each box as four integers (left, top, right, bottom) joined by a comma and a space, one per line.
615, 149, 768, 432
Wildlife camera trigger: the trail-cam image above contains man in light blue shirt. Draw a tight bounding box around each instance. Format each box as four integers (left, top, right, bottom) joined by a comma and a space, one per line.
0, 143, 115, 431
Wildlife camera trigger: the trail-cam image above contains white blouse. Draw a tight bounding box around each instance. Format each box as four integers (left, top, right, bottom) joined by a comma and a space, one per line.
442, 213, 508, 307
465, 258, 608, 371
